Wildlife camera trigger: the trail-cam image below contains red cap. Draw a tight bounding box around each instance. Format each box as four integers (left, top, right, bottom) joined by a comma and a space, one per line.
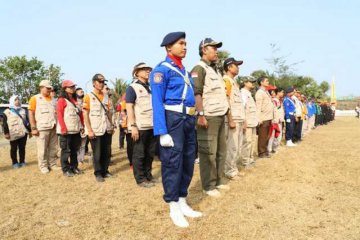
62, 80, 76, 88
266, 84, 277, 91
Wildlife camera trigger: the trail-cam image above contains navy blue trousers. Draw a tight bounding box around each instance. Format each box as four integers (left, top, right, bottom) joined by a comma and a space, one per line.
160, 111, 196, 203
285, 116, 295, 141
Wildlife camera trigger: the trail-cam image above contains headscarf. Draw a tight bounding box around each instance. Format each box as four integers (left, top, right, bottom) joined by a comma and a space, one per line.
9, 95, 22, 110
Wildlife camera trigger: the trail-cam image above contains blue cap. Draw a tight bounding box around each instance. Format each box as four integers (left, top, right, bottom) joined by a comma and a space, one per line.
160, 32, 186, 47
285, 86, 295, 94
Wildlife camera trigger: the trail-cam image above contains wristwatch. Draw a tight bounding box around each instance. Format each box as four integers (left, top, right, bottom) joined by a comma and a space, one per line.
197, 111, 204, 116
131, 123, 137, 127
31, 126, 37, 130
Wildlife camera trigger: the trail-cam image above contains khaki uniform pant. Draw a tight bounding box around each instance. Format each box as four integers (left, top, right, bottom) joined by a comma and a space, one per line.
241, 127, 257, 166
36, 128, 58, 170
198, 116, 227, 191
224, 121, 244, 178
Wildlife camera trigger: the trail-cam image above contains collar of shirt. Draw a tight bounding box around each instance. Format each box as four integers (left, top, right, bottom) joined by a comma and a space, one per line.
134, 79, 151, 94
200, 58, 217, 71
167, 54, 184, 70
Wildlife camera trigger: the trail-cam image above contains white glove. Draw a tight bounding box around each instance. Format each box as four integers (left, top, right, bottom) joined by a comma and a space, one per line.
160, 134, 174, 147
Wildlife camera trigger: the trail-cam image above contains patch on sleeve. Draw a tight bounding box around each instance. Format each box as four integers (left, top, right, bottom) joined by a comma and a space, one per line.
153, 72, 163, 83
191, 71, 198, 78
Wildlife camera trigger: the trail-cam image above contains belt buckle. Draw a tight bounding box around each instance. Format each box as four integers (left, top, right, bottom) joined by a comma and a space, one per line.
188, 107, 196, 116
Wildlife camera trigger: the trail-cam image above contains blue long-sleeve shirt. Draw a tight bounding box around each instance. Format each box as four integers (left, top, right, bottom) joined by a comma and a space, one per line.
149, 56, 195, 136
283, 96, 296, 120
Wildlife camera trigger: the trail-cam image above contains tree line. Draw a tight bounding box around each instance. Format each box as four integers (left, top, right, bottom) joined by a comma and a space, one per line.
0, 45, 330, 104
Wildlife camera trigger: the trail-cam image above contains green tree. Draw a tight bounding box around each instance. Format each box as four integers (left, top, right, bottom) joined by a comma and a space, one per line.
216, 50, 230, 75
319, 81, 330, 94
109, 77, 129, 106
0, 56, 63, 103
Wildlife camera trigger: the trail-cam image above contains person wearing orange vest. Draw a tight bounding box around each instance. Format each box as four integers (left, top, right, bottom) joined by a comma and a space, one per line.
126, 62, 157, 188
3, 95, 30, 169
83, 74, 114, 182
28, 80, 60, 174
57, 80, 84, 177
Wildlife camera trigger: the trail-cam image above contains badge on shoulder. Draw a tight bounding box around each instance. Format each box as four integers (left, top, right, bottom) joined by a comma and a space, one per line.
154, 72, 163, 83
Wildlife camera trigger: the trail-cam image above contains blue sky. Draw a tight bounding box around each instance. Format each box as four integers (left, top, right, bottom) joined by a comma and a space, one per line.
1, 0, 359, 97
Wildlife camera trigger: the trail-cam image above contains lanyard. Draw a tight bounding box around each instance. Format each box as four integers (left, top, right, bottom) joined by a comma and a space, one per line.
161, 62, 192, 103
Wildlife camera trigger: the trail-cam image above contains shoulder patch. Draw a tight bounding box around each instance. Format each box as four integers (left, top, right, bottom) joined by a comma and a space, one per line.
153, 72, 163, 83
191, 72, 198, 78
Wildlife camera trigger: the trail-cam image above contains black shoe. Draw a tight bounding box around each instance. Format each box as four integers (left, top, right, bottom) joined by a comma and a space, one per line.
96, 176, 105, 182
137, 181, 154, 188
103, 172, 113, 178
72, 168, 84, 175
63, 170, 75, 177
148, 178, 159, 184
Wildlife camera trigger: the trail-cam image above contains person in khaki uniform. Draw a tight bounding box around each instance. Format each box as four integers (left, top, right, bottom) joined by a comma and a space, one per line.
255, 76, 274, 158
222, 58, 246, 180
126, 62, 157, 188
240, 77, 258, 167
83, 74, 114, 182
28, 80, 60, 174
191, 38, 230, 198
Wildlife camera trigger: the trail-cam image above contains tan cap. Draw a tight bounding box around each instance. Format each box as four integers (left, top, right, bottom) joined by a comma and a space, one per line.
39, 80, 53, 88
132, 62, 152, 77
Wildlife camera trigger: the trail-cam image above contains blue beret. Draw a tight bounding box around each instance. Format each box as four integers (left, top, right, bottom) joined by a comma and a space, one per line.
160, 32, 186, 47
285, 86, 295, 94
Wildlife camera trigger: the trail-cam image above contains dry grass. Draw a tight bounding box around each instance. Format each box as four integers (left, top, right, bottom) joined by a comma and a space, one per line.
0, 117, 359, 240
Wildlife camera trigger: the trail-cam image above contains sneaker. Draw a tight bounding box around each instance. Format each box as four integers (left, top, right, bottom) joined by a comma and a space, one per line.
216, 184, 230, 191
169, 201, 189, 228
63, 170, 75, 177
96, 176, 105, 182
12, 163, 20, 169
203, 189, 221, 197
179, 197, 202, 218
195, 158, 200, 164
137, 181, 154, 188
50, 165, 61, 171
72, 168, 84, 175
228, 175, 241, 180
40, 168, 50, 174
148, 178, 159, 184
19, 162, 26, 167
286, 140, 297, 147
103, 172, 113, 178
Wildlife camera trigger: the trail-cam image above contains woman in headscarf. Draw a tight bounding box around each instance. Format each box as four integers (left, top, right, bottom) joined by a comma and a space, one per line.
2, 95, 30, 168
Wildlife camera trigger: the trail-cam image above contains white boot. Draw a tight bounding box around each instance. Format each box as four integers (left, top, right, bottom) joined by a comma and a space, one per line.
169, 201, 189, 228
286, 140, 297, 147
179, 197, 203, 218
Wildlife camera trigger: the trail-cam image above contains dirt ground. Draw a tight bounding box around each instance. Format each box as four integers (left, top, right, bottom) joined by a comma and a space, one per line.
0, 117, 359, 240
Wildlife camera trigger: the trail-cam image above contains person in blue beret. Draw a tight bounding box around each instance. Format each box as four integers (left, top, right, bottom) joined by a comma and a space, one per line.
150, 31, 202, 228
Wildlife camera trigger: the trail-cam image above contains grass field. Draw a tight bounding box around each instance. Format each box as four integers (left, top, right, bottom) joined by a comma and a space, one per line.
0, 117, 359, 240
